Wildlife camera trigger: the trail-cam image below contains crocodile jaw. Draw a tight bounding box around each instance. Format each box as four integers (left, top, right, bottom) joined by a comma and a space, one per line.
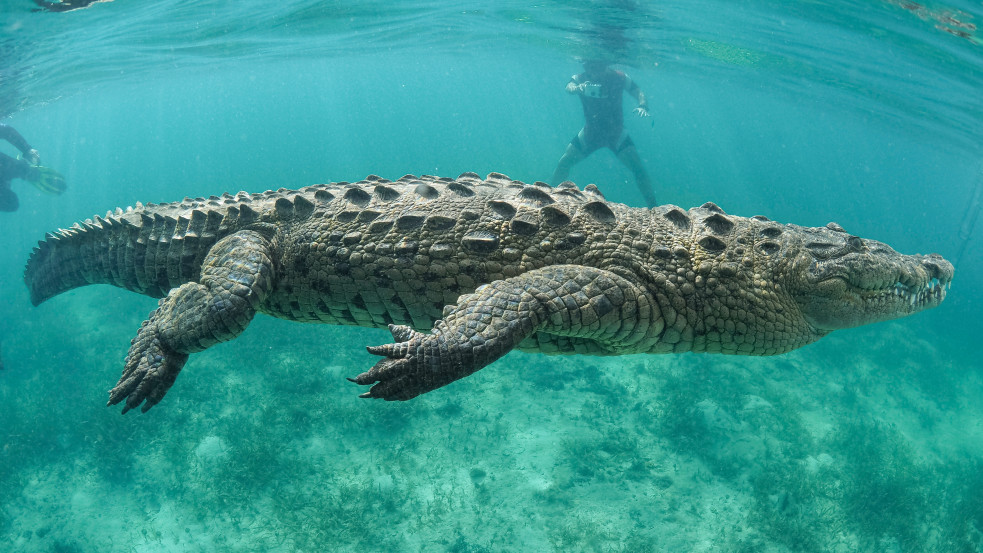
794, 251, 953, 331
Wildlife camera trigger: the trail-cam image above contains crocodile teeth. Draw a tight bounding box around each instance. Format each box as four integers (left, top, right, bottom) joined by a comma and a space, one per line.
887, 277, 948, 308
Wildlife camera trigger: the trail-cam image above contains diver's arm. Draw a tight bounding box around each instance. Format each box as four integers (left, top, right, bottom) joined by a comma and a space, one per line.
565, 75, 584, 95
0, 125, 39, 164
626, 78, 650, 117
0, 124, 32, 155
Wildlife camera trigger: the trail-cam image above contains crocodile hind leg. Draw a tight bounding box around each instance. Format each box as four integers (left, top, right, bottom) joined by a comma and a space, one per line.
108, 230, 275, 413
350, 264, 661, 400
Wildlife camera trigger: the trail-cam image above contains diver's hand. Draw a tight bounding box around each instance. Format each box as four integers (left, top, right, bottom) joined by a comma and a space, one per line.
25, 149, 40, 165
633, 106, 650, 118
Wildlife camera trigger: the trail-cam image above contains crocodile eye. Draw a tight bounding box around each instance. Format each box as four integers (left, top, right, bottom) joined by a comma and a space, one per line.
847, 235, 864, 252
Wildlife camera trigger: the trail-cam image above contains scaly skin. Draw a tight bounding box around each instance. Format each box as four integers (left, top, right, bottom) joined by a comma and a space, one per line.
23, 173, 953, 413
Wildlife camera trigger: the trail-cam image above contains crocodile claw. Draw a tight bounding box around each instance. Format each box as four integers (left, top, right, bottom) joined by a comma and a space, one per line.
108, 318, 188, 414
351, 324, 435, 401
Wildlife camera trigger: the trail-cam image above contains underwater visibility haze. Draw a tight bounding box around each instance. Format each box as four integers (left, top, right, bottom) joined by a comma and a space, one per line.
1, 0, 982, 551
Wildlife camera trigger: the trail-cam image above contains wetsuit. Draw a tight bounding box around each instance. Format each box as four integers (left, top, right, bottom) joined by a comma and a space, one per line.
0, 124, 36, 212
32, 0, 106, 12
568, 68, 639, 154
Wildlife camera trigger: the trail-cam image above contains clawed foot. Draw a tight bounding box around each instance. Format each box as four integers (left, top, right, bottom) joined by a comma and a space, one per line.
349, 324, 451, 401
108, 318, 189, 414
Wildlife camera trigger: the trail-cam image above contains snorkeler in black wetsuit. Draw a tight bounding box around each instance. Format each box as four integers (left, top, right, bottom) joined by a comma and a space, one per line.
0, 124, 41, 212
550, 59, 658, 207
32, 0, 113, 12
0, 123, 65, 211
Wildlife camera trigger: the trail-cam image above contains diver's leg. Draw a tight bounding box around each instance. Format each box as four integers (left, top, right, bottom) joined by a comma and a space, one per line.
617, 141, 657, 207
0, 181, 18, 212
107, 230, 276, 413
0, 156, 26, 210
550, 132, 588, 185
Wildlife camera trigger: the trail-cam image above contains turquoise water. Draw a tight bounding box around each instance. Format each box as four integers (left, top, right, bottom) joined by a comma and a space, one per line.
1, 0, 982, 551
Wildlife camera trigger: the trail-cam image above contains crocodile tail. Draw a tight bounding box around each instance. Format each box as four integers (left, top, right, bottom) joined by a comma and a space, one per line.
24, 206, 230, 306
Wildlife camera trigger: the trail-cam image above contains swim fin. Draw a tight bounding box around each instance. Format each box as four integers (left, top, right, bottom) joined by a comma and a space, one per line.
28, 166, 67, 195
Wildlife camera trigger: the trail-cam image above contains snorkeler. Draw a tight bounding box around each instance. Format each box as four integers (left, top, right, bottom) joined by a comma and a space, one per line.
0, 123, 65, 212
550, 59, 658, 208
31, 0, 113, 12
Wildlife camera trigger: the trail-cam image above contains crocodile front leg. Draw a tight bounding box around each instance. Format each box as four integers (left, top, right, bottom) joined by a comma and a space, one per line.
350, 264, 660, 400
108, 230, 275, 413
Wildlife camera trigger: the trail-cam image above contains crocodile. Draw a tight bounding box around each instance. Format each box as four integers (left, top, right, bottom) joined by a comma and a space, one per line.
23, 172, 953, 414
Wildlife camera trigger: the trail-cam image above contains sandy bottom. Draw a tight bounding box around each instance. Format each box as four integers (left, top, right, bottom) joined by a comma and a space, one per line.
1, 287, 980, 552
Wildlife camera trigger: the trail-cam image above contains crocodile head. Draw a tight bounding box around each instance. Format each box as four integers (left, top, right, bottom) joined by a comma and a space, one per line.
786, 222, 953, 331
